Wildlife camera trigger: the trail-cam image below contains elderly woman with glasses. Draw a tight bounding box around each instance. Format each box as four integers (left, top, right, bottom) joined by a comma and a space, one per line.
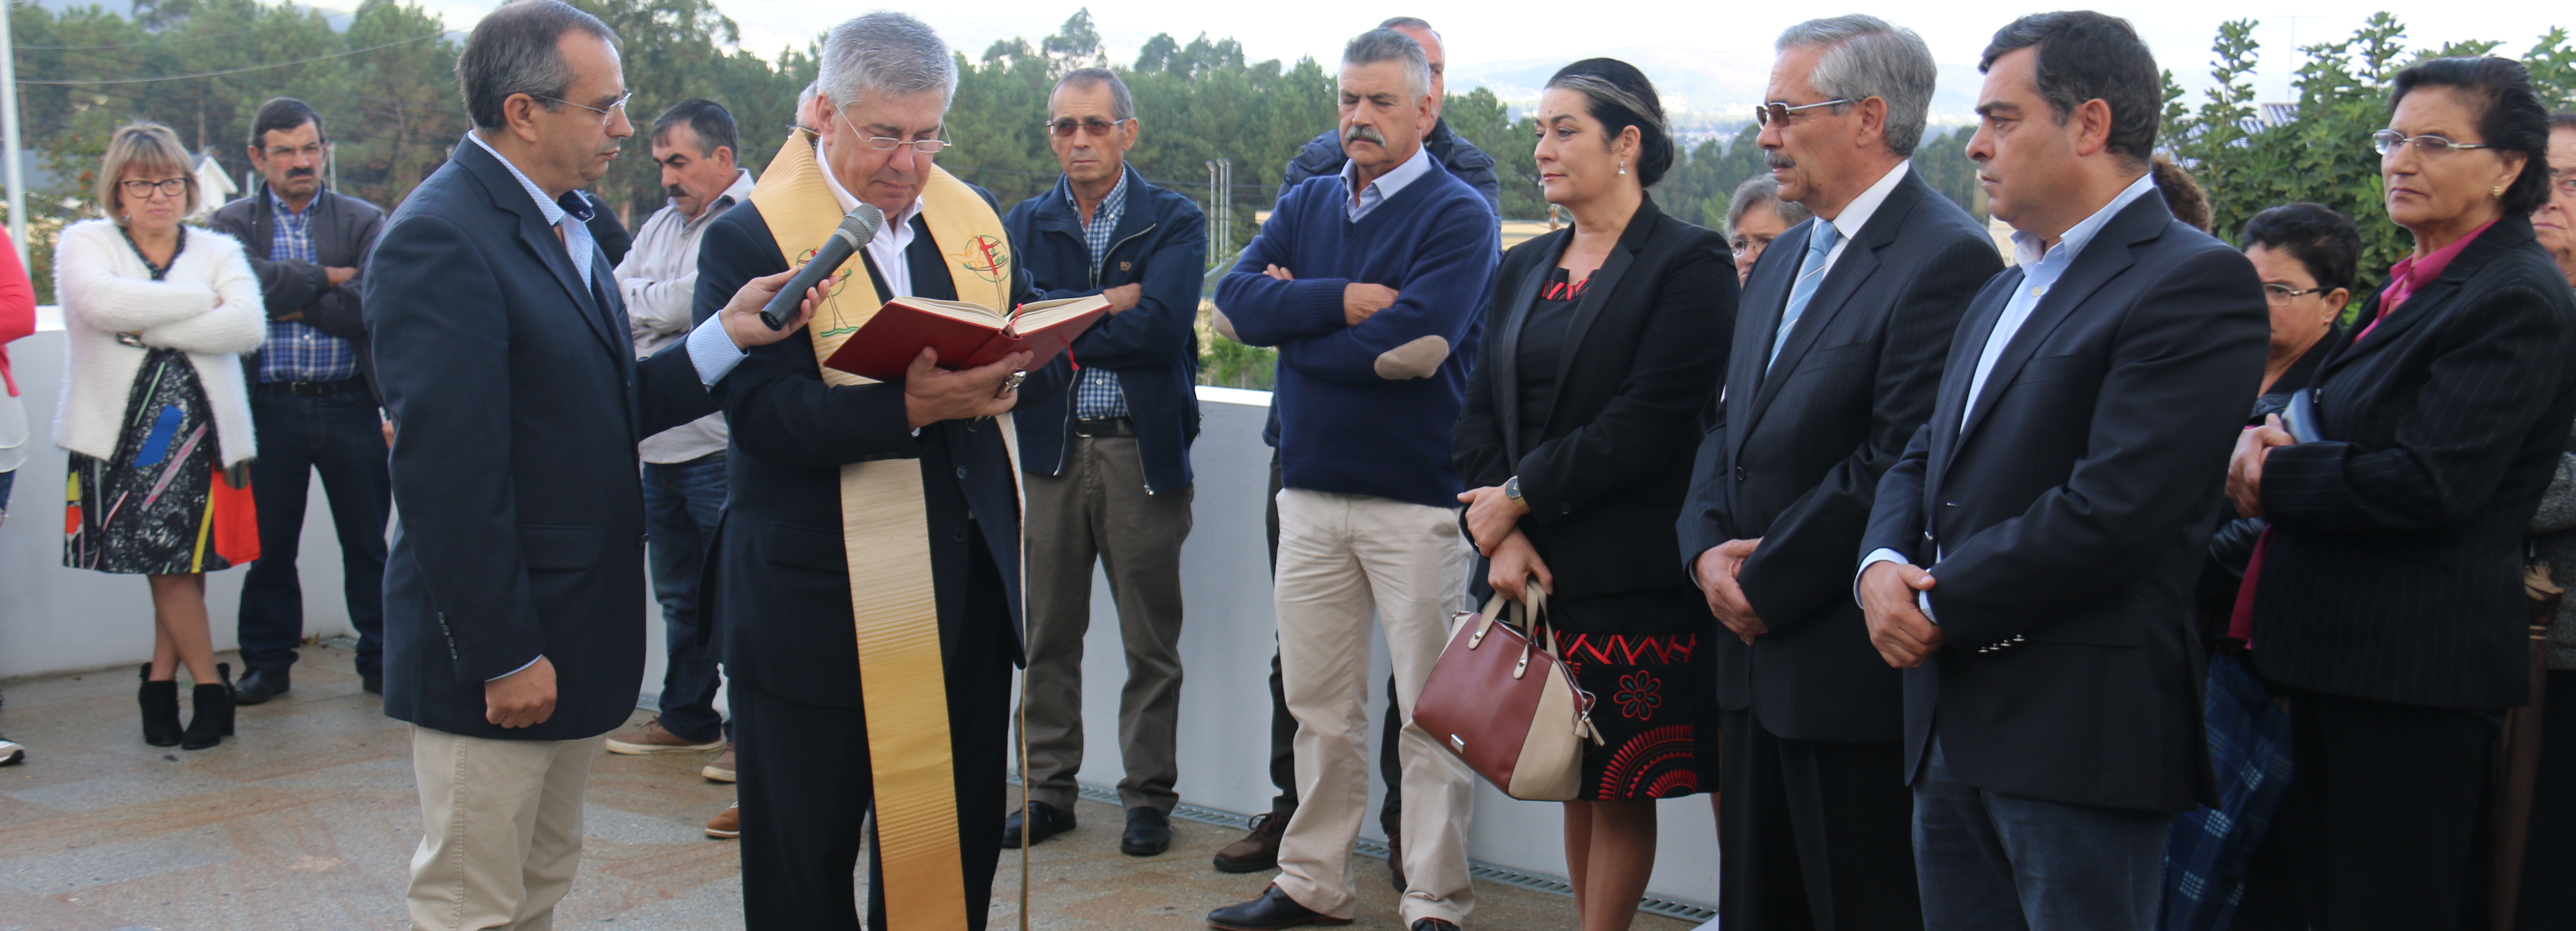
2226, 58, 2576, 929
1721, 174, 1811, 284
54, 121, 263, 752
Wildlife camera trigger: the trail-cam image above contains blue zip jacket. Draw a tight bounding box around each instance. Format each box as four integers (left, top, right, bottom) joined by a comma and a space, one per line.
1005, 163, 1208, 494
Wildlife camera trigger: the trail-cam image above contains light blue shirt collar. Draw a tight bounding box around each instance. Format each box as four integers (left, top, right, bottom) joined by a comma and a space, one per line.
465, 131, 596, 291
1338, 142, 1436, 222
2008, 171, 2158, 273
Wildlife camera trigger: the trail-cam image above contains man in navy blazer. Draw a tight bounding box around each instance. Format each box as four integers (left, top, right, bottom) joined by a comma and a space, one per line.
363, 3, 811, 927
1678, 16, 2000, 930
1855, 12, 2265, 929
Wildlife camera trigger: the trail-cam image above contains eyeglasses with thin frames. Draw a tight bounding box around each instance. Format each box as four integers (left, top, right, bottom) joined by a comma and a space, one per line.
834, 109, 951, 154
534, 91, 634, 126
2263, 283, 2326, 304
1046, 117, 1133, 138
119, 178, 189, 200
2371, 130, 2492, 156
1755, 98, 1852, 126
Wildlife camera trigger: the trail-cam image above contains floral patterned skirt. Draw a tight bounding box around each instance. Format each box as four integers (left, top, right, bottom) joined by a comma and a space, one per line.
1549, 586, 1717, 801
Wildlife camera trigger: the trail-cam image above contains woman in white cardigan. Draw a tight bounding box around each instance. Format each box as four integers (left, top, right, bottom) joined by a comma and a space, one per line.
56, 123, 262, 751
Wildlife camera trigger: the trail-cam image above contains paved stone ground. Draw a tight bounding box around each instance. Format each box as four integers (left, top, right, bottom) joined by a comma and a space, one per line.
0, 644, 1699, 930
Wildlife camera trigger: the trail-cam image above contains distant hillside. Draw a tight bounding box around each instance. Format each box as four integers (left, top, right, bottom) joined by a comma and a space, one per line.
1448, 46, 1987, 123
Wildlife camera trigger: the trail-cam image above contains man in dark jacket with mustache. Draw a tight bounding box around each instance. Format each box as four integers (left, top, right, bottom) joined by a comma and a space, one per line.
209, 96, 390, 704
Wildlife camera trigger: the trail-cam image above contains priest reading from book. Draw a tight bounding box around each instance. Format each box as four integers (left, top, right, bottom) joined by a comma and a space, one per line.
683, 11, 1073, 931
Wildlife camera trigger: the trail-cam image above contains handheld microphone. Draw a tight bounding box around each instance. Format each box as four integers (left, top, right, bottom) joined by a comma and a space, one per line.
760, 202, 886, 330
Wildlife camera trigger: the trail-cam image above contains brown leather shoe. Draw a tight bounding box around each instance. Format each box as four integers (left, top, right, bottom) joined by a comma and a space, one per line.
705, 802, 740, 839
604, 718, 724, 755
701, 743, 736, 782
1214, 811, 1289, 873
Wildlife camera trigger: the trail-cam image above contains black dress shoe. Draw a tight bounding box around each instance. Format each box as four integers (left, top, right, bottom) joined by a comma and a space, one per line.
1409, 920, 1458, 931
233, 668, 290, 705
1121, 806, 1171, 857
1386, 822, 1406, 891
360, 672, 382, 695
1207, 884, 1349, 931
999, 800, 1076, 849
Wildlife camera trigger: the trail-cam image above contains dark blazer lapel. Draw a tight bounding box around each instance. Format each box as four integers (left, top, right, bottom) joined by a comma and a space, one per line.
455, 140, 622, 359
1490, 234, 1560, 459
1955, 194, 2164, 446
1753, 172, 1932, 422
1724, 219, 1804, 468
2323, 216, 2536, 377
1546, 198, 1659, 421
1930, 273, 2016, 486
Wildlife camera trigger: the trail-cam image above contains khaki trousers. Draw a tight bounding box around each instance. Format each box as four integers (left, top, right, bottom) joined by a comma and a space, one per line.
1272, 489, 1476, 925
406, 725, 599, 931
1018, 434, 1193, 812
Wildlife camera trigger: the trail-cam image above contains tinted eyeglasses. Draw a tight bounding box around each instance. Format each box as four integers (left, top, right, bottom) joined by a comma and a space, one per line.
1046, 117, 1133, 138
2371, 130, 2492, 156
1755, 98, 1852, 126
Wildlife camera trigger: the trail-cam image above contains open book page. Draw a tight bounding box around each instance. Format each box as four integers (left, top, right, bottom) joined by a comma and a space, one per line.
1002, 296, 1112, 337
886, 296, 1007, 326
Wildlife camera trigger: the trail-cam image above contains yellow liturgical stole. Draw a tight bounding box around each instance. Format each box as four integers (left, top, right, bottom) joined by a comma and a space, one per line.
746, 129, 1024, 931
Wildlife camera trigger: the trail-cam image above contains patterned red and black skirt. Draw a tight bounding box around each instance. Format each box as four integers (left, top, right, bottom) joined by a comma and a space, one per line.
1548, 586, 1717, 801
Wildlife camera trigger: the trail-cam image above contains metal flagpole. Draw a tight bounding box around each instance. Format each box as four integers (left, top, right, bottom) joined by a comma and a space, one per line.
1, 0, 28, 268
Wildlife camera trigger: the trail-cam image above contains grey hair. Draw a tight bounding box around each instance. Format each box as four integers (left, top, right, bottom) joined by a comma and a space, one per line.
1053, 68, 1134, 121
1342, 28, 1430, 101
1377, 16, 1437, 38
1776, 15, 1937, 156
816, 11, 958, 118
795, 81, 819, 130
455, 0, 619, 131
1725, 175, 1814, 235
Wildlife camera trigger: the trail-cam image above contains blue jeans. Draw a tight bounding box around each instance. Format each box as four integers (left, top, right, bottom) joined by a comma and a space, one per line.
236, 385, 389, 677
644, 453, 728, 743
1913, 738, 2173, 931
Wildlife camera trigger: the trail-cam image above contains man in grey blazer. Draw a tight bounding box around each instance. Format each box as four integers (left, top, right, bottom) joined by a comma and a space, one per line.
1677, 15, 2000, 930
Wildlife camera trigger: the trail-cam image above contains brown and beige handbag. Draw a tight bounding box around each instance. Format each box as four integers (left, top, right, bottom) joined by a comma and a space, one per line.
1413, 585, 1603, 801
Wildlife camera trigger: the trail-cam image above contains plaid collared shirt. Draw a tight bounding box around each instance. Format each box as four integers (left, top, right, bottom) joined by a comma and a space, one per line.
1070, 171, 1130, 420
257, 189, 359, 383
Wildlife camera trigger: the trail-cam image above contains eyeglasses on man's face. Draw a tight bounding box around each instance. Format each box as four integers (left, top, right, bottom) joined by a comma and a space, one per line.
1755, 98, 1852, 127
1046, 117, 1132, 138
535, 90, 634, 126
2263, 283, 2326, 304
261, 142, 326, 161
2371, 130, 2492, 156
833, 110, 951, 154
120, 177, 190, 200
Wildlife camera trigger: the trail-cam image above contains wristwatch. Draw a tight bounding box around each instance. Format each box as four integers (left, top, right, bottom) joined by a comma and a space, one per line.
1503, 475, 1525, 509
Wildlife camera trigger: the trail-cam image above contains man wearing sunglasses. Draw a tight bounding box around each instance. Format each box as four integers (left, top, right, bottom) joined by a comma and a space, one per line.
686, 10, 1071, 930
998, 68, 1207, 859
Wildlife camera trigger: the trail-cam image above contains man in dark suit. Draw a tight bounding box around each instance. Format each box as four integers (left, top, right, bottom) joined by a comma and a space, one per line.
1854, 12, 2266, 929
364, 3, 809, 927
687, 12, 1069, 930
1677, 15, 1999, 930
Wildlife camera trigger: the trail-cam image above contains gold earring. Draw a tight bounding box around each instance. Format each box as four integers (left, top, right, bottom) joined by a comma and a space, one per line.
2495, 184, 2505, 199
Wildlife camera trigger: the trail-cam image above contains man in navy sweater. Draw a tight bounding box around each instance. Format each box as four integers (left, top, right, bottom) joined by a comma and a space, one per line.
1205, 27, 1497, 931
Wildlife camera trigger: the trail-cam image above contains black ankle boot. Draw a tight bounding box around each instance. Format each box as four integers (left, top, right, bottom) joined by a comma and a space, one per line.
180, 663, 234, 751
138, 664, 181, 747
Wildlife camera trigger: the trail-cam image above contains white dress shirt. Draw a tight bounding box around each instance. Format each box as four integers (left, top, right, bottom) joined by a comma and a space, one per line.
1854, 171, 2162, 617
1808, 160, 1912, 279
820, 133, 927, 300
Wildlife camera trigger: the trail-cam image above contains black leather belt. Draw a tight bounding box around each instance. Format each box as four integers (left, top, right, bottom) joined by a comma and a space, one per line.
1073, 416, 1135, 437
258, 377, 368, 397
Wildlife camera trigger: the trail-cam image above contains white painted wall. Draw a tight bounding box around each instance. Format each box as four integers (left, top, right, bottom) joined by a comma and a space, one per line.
0, 328, 1716, 903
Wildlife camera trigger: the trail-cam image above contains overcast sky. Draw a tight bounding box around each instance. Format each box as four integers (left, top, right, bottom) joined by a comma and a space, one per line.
407, 0, 2567, 106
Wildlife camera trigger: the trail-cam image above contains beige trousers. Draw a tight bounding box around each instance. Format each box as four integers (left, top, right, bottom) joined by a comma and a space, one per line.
406, 725, 599, 931
1272, 489, 1478, 926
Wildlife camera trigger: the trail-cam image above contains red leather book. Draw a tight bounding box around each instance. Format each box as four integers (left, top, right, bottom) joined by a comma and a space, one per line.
822, 294, 1113, 382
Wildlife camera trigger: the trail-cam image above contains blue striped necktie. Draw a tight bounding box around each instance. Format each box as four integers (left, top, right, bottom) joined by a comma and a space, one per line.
1767, 220, 1843, 371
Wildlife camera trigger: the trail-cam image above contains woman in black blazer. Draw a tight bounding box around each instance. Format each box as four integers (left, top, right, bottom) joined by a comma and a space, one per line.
2227, 57, 2576, 930
1451, 58, 1735, 931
